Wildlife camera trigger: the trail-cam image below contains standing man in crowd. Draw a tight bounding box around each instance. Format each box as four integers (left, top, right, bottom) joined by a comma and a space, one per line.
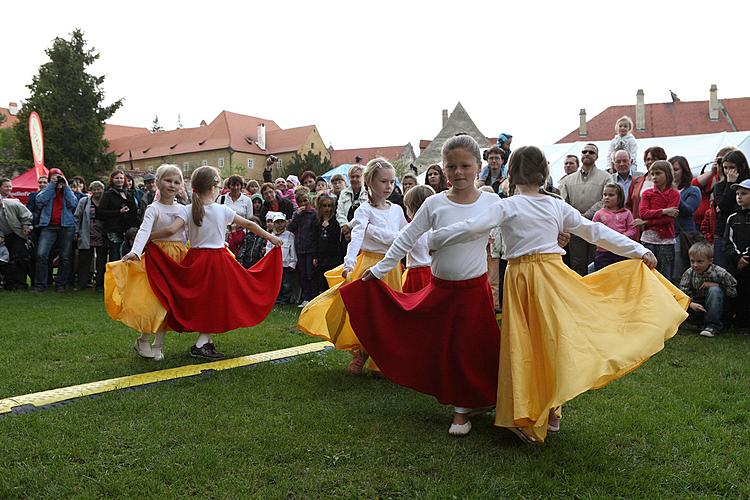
32, 168, 78, 292
611, 149, 642, 196
0, 178, 33, 290
143, 173, 157, 205
562, 155, 579, 178
336, 164, 368, 243
478, 146, 507, 192
558, 144, 610, 275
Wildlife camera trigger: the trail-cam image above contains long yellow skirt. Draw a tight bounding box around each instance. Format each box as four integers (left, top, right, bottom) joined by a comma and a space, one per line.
104, 241, 189, 334
297, 251, 403, 351
495, 255, 689, 443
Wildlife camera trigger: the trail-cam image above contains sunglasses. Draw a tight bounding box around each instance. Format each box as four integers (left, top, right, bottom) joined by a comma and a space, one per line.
581, 150, 597, 155
320, 204, 334, 208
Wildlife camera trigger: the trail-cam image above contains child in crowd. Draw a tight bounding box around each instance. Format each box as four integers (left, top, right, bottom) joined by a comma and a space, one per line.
723, 178, 750, 328
144, 166, 282, 359
312, 193, 344, 293
298, 158, 407, 376
314, 177, 330, 200
267, 212, 297, 305
330, 174, 347, 198
105, 164, 189, 361
285, 175, 300, 208
638, 160, 680, 281
246, 179, 260, 195
341, 136, 502, 436
288, 187, 317, 306
606, 115, 638, 168
237, 216, 266, 269
425, 145, 688, 444
250, 193, 263, 220
592, 183, 637, 270
478, 185, 503, 310
679, 242, 737, 337
275, 177, 298, 209
401, 185, 435, 293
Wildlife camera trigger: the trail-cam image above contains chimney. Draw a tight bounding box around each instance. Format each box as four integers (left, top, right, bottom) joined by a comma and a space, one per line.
257, 123, 266, 150
8, 102, 18, 116
442, 109, 448, 127
635, 89, 645, 131
578, 108, 587, 137
709, 84, 719, 121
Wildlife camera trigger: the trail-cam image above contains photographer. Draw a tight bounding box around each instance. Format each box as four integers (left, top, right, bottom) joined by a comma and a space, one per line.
98, 170, 139, 261
31, 168, 79, 292
262, 155, 279, 183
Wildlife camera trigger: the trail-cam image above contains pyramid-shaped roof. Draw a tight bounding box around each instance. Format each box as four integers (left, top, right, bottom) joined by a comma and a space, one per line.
415, 102, 490, 170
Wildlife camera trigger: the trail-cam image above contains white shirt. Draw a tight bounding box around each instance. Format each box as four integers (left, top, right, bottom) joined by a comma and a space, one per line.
266, 230, 297, 268
344, 201, 407, 270
429, 194, 648, 261
179, 203, 236, 249
219, 192, 252, 220
407, 231, 431, 268
131, 201, 186, 255
370, 191, 497, 281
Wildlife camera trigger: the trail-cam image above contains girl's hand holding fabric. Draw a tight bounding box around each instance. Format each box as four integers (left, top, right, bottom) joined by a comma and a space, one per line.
268, 235, 283, 247
641, 251, 657, 269
360, 269, 376, 281
122, 252, 140, 262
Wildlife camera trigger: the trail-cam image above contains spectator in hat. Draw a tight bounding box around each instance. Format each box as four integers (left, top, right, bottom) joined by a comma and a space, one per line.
266, 212, 297, 304
31, 168, 79, 292
143, 173, 157, 205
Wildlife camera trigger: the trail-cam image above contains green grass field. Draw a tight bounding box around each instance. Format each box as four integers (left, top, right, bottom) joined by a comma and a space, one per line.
1, 291, 749, 498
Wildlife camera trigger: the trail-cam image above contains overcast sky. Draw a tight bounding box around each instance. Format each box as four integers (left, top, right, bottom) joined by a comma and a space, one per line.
4, 1, 749, 152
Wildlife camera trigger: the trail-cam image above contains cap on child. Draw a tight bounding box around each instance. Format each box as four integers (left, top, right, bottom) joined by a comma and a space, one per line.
272, 213, 287, 222
732, 179, 750, 190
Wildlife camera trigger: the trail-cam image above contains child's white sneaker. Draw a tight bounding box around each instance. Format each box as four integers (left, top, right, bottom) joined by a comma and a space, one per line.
134, 339, 154, 358
448, 420, 472, 436
298, 300, 309, 308
699, 329, 715, 338
151, 346, 164, 361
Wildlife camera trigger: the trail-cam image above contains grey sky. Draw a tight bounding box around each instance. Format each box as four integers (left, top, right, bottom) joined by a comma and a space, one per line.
4, 0, 749, 151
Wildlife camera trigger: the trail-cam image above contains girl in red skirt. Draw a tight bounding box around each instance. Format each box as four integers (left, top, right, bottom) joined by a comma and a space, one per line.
340, 135, 501, 436
145, 166, 283, 359
401, 185, 435, 293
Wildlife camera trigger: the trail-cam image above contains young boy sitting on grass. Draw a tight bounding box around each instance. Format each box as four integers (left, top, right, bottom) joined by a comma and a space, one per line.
679, 241, 737, 337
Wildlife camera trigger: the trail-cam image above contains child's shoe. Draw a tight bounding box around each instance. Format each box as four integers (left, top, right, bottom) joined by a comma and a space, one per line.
346, 350, 368, 375
134, 339, 154, 359
151, 346, 165, 361
190, 343, 225, 359
699, 329, 716, 338
448, 420, 472, 436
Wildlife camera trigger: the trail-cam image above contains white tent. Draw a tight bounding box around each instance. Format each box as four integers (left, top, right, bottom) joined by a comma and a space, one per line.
543, 131, 750, 185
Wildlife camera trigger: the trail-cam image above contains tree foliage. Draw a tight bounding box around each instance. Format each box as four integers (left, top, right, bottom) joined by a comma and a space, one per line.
14, 29, 123, 178
283, 150, 332, 177
151, 115, 163, 133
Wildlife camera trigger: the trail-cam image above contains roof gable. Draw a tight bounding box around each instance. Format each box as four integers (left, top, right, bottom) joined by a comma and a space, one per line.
415, 102, 490, 168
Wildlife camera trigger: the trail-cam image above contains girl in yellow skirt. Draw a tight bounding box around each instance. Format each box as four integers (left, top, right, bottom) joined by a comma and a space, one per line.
429, 146, 689, 444
297, 158, 406, 374
105, 164, 188, 361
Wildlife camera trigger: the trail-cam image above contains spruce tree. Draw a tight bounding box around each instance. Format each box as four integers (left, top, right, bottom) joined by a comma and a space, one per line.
14, 29, 123, 178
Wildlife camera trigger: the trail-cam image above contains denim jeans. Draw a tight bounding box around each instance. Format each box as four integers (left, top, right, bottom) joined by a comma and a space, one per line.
713, 237, 726, 269
35, 226, 75, 289
643, 242, 675, 282
690, 286, 725, 333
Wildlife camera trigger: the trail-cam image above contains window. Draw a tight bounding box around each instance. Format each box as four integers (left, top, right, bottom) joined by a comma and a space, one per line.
183, 162, 190, 171
277, 159, 283, 169
247, 159, 254, 169
218, 158, 225, 168
201, 160, 208, 167
311, 143, 315, 150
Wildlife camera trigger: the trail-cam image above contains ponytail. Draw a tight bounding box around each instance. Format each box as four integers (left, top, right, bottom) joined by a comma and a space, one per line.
192, 194, 205, 226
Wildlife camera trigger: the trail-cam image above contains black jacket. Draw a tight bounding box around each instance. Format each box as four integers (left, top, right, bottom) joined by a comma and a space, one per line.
98, 188, 140, 233
724, 207, 750, 277
260, 195, 294, 227
288, 208, 317, 254
313, 217, 344, 270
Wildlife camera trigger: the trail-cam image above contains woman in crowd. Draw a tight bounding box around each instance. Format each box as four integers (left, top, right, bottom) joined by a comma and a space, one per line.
74, 180, 108, 290
425, 164, 449, 193
99, 170, 139, 261
401, 173, 418, 195
669, 156, 701, 280
713, 150, 750, 267
626, 146, 668, 237
260, 182, 294, 227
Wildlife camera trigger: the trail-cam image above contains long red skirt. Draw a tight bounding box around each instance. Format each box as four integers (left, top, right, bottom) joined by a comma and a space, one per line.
402, 266, 432, 293
340, 273, 500, 408
145, 244, 282, 333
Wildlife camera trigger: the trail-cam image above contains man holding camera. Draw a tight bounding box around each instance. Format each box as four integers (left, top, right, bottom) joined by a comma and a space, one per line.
32, 168, 79, 292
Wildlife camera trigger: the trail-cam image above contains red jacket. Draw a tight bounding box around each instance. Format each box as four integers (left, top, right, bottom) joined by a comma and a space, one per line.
640, 186, 680, 239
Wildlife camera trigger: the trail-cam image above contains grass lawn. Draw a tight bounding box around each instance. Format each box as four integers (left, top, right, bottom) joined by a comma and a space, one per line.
1, 290, 749, 498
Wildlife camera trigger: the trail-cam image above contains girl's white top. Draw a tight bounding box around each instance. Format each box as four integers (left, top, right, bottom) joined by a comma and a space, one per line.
407, 231, 431, 268
178, 203, 236, 249
131, 201, 186, 255
429, 194, 648, 261
344, 201, 407, 270
370, 191, 497, 281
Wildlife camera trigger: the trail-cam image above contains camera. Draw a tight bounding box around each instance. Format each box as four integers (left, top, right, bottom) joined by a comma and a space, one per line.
269, 155, 278, 163
56, 176, 67, 186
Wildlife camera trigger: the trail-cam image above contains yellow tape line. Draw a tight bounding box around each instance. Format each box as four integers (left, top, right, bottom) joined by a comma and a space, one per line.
0, 341, 333, 415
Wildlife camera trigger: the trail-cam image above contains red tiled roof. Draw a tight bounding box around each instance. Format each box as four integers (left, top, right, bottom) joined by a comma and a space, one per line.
0, 107, 19, 129
107, 111, 298, 162
329, 145, 410, 167
267, 126, 316, 154
104, 124, 150, 141
557, 97, 750, 143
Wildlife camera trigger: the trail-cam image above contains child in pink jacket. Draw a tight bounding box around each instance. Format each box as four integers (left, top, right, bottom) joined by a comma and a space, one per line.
592, 183, 638, 270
